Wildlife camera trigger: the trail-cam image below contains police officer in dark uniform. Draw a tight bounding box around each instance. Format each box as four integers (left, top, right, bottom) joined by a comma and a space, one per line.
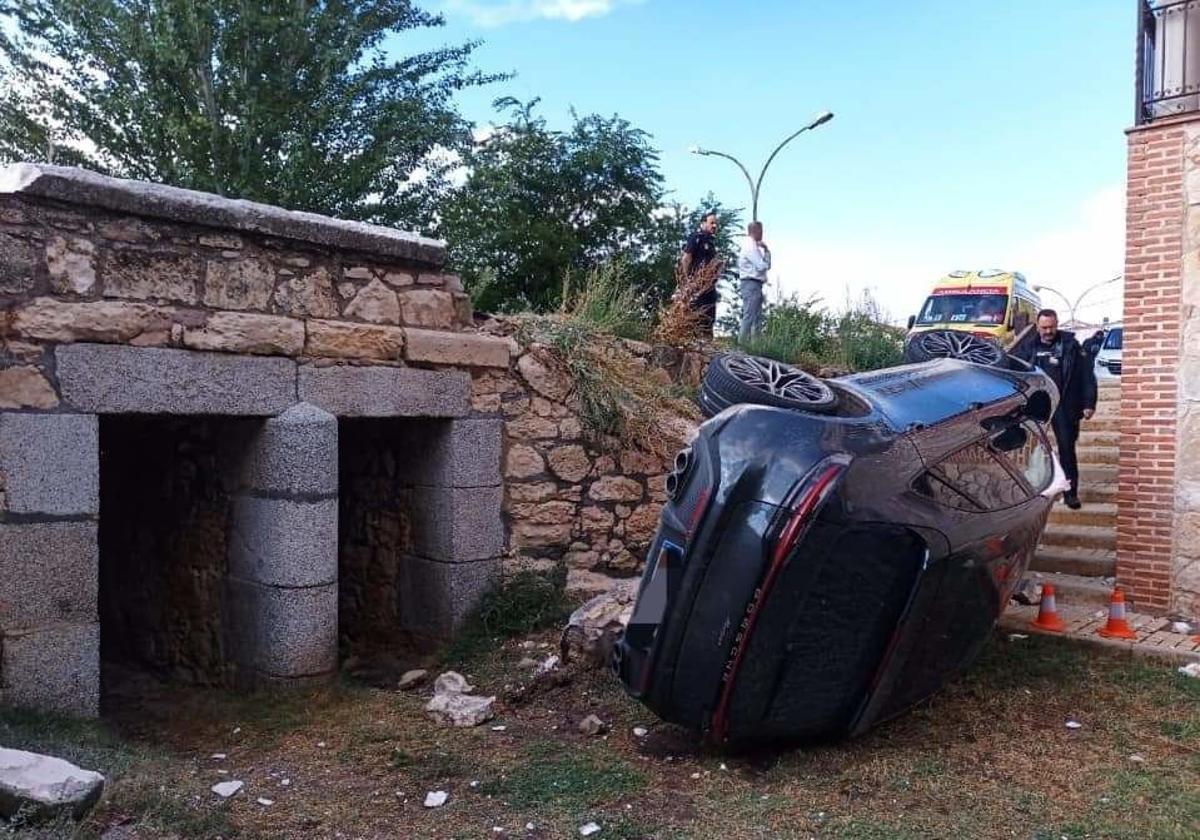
679, 211, 719, 337
1012, 308, 1098, 509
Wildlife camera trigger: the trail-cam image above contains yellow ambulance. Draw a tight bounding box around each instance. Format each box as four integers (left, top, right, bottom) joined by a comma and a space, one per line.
906, 269, 1042, 347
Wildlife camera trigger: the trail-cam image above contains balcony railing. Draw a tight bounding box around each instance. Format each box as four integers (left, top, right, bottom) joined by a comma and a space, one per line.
1139, 1, 1200, 123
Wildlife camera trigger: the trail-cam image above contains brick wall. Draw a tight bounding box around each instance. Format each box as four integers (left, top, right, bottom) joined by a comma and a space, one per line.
1119, 121, 1187, 612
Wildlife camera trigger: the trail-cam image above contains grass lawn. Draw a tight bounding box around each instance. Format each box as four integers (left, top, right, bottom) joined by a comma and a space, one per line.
2, 632, 1197, 839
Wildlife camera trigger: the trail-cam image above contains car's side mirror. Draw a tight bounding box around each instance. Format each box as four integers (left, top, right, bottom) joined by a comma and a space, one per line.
906, 315, 915, 330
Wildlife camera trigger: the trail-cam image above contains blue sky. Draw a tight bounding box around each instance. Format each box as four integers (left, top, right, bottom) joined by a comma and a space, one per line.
400, 1, 1133, 324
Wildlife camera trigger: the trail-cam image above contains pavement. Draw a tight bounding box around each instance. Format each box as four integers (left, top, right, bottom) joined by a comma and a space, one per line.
999, 602, 1200, 665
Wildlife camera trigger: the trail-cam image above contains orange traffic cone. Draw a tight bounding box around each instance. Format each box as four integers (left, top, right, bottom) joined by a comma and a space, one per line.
1031, 583, 1066, 632
1097, 588, 1138, 640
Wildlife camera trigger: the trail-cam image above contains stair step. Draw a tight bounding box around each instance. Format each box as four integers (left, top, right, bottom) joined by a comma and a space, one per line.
1079, 430, 1120, 447
1028, 572, 1115, 609
1075, 445, 1119, 465
1079, 464, 1118, 484
1040, 523, 1117, 551
1048, 503, 1118, 527
1082, 417, 1120, 432
1079, 483, 1118, 504
1030, 545, 1117, 577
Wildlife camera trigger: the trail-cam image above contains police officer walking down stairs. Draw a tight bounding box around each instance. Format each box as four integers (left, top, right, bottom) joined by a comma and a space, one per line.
1012, 308, 1098, 509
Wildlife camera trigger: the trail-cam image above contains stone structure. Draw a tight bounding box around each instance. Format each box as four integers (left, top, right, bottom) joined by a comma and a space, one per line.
0, 164, 509, 714
0, 164, 696, 716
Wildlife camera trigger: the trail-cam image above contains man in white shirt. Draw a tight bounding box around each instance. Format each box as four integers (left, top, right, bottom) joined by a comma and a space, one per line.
736, 221, 771, 342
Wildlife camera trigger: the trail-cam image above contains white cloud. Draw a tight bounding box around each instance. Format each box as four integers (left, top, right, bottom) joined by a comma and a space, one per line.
441, 0, 639, 27
749, 185, 1126, 329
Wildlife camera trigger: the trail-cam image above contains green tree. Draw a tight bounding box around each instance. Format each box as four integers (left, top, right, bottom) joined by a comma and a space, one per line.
438, 98, 666, 313
0, 0, 503, 226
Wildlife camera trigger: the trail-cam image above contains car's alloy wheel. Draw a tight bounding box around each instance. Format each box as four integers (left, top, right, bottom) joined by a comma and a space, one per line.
906, 330, 1005, 367
698, 353, 837, 417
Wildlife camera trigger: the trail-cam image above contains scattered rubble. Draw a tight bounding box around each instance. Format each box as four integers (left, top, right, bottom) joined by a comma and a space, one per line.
1170, 621, 1194, 635
560, 582, 637, 666
579, 821, 601, 836
1010, 578, 1042, 606
398, 669, 428, 690
0, 748, 105, 820
433, 671, 473, 695
632, 727, 648, 738
424, 790, 448, 808
535, 655, 561, 677
211, 781, 243, 798
578, 715, 606, 736
1065, 720, 1083, 730
426, 670, 497, 727
1179, 662, 1200, 679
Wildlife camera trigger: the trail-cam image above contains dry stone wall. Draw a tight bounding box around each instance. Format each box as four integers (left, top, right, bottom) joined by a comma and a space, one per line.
471, 329, 704, 592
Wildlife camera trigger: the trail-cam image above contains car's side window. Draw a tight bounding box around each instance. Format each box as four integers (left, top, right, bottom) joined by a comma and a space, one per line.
990, 421, 1054, 495
916, 439, 1031, 511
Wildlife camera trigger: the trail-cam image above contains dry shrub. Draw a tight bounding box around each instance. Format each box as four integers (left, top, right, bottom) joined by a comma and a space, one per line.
653, 259, 724, 346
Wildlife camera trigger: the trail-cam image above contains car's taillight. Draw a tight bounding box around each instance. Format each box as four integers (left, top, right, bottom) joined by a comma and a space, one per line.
770, 464, 846, 567
711, 461, 847, 743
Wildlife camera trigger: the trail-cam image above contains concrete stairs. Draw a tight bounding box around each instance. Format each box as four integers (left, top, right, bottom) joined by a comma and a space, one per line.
1029, 380, 1120, 608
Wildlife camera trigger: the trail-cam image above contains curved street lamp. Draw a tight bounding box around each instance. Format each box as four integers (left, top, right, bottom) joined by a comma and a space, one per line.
1032, 275, 1123, 326
690, 111, 834, 221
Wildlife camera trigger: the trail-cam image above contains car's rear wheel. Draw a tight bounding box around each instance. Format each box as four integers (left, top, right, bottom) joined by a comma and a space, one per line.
699, 353, 837, 418
904, 330, 1006, 367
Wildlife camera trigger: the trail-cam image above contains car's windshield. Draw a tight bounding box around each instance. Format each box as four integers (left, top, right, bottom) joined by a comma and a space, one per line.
915, 293, 1009, 325
1103, 327, 1123, 350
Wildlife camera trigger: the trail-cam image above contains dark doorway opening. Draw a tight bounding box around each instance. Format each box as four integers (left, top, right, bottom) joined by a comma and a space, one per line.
98, 414, 256, 708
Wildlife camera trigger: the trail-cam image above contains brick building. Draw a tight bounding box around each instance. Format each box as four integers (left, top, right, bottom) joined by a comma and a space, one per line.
1119, 1, 1200, 616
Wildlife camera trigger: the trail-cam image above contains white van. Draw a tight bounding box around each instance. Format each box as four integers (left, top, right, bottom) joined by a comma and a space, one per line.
1094, 323, 1123, 379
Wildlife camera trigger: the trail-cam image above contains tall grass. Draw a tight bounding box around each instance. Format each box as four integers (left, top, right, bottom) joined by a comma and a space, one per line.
561, 260, 652, 341
738, 290, 904, 372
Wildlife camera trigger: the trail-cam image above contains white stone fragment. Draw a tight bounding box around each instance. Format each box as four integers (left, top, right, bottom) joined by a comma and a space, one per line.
426, 692, 496, 727
433, 671, 474, 696
211, 781, 243, 798
398, 669, 428, 690
424, 790, 448, 808
0, 748, 105, 820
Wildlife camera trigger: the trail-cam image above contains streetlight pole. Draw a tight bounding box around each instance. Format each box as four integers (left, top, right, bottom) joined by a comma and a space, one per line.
1033, 275, 1122, 326
691, 111, 834, 221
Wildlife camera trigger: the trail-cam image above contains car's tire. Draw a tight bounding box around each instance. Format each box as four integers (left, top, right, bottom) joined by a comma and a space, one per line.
698, 353, 838, 418
904, 329, 1006, 367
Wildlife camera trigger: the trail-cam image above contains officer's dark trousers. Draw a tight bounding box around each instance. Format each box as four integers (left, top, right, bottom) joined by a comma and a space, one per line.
1051, 412, 1080, 497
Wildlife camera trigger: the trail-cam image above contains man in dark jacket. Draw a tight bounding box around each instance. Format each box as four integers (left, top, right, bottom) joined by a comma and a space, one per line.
1081, 329, 1105, 358
1012, 309, 1098, 509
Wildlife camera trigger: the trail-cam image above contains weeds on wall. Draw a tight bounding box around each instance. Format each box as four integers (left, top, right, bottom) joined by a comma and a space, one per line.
512, 266, 699, 457
560, 260, 652, 341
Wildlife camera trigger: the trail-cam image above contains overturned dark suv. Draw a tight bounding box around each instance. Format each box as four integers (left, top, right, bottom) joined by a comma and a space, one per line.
612, 334, 1062, 746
